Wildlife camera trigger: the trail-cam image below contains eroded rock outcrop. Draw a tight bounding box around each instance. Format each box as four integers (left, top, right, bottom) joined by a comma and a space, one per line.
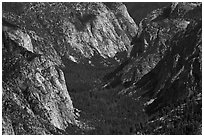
2, 2, 202, 135
3, 2, 137, 64
103, 2, 201, 90
3, 2, 138, 91
2, 22, 78, 135
2, 2, 138, 135
99, 2, 201, 134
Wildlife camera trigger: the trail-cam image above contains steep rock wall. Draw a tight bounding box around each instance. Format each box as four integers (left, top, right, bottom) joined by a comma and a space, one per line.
2, 21, 77, 135
2, 2, 138, 91
3, 2, 138, 64
2, 2, 138, 134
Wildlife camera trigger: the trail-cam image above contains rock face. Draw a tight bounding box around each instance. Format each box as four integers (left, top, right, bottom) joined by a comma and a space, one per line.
124, 2, 171, 24
2, 2, 202, 135
3, 24, 77, 134
101, 2, 201, 134
3, 2, 137, 63
3, 2, 138, 90
2, 2, 138, 135
137, 19, 201, 111
104, 2, 201, 91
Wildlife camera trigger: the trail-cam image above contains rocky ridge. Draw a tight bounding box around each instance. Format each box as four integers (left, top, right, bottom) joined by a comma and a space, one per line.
2, 2, 138, 134
2, 23, 78, 134
103, 2, 201, 93
3, 2, 137, 64
2, 2, 202, 135
3, 2, 138, 90
100, 2, 201, 134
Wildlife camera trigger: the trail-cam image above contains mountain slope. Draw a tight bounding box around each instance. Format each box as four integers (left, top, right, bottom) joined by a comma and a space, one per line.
2, 23, 78, 134
2, 2, 202, 135
3, 2, 138, 92
99, 2, 201, 134
124, 2, 171, 23
2, 2, 138, 135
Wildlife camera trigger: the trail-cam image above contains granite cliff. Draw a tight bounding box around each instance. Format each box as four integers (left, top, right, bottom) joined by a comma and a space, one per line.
2, 2, 202, 135
2, 2, 137, 134
3, 2, 138, 90
101, 2, 202, 134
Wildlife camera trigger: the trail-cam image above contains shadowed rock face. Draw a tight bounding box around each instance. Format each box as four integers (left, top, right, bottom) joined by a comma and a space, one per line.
2, 2, 202, 135
104, 2, 201, 90
3, 2, 138, 91
2, 25, 78, 134
3, 2, 137, 62
2, 2, 138, 135
137, 20, 201, 113
124, 2, 171, 24
100, 2, 201, 134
